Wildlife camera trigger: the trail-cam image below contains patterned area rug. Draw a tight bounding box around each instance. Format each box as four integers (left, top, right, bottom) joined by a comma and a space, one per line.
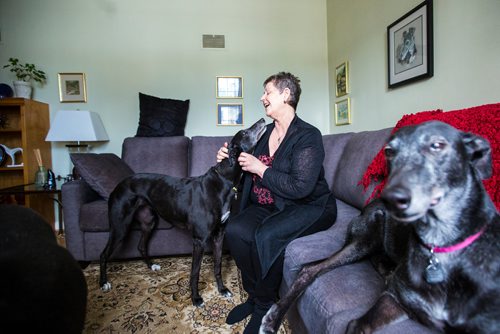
83, 255, 290, 333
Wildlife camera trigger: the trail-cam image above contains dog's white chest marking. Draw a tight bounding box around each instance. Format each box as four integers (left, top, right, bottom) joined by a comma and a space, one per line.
221, 211, 230, 224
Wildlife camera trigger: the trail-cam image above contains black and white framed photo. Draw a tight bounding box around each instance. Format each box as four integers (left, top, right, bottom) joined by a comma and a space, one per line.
58, 73, 87, 102
216, 76, 243, 98
387, 0, 433, 88
217, 103, 243, 126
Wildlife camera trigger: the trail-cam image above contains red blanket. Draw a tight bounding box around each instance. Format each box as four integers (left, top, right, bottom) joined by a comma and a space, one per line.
360, 103, 500, 211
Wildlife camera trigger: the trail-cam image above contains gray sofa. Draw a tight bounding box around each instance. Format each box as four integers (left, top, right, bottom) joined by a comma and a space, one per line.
62, 128, 435, 333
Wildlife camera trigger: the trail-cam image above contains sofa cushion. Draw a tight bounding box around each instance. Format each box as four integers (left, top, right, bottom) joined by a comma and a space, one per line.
71, 153, 134, 200
332, 128, 391, 209
136, 92, 189, 137
323, 133, 354, 191
189, 136, 232, 177
122, 136, 189, 176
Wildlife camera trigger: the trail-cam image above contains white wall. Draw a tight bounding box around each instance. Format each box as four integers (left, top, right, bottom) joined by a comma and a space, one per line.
0, 0, 329, 176
327, 0, 500, 133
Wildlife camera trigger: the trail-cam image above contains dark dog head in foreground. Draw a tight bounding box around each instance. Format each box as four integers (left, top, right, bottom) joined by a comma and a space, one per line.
381, 120, 493, 224
226, 118, 267, 167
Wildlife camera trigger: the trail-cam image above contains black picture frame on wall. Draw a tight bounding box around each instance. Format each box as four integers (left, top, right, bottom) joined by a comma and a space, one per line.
387, 0, 433, 88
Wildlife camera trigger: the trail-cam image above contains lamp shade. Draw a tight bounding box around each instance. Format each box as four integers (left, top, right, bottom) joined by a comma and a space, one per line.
45, 110, 109, 142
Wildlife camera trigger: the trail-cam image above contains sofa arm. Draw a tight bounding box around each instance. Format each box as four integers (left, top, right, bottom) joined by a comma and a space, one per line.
62, 180, 102, 261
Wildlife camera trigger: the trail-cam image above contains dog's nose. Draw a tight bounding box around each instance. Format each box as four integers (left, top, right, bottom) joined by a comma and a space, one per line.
381, 186, 411, 211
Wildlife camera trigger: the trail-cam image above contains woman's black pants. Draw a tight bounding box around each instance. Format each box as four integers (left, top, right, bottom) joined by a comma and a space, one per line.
224, 201, 336, 305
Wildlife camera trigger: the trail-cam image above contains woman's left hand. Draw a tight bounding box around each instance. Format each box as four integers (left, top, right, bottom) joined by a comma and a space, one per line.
238, 152, 268, 177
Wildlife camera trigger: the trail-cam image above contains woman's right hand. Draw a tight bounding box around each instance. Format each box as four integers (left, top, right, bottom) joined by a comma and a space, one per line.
216, 142, 229, 162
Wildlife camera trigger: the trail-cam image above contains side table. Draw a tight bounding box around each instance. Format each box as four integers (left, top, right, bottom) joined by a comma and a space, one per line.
0, 180, 64, 234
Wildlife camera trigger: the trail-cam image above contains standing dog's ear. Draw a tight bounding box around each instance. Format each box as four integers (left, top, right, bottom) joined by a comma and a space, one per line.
462, 132, 492, 180
227, 144, 239, 168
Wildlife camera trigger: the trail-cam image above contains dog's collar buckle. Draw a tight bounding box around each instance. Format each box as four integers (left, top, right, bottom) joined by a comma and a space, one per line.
232, 186, 238, 200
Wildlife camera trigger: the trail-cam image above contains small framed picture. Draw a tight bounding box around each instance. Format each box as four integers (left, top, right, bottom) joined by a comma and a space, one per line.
58, 73, 87, 103
335, 98, 351, 126
335, 62, 349, 97
387, 0, 433, 88
217, 103, 243, 126
216, 76, 243, 98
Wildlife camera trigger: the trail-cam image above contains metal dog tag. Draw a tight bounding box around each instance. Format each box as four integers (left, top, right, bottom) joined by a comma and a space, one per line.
425, 255, 444, 284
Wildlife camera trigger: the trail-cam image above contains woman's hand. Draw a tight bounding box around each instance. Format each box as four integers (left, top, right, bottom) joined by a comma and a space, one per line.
238, 152, 268, 178
216, 142, 229, 162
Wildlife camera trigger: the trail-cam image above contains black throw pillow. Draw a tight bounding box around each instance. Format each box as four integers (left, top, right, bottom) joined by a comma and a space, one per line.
136, 92, 189, 137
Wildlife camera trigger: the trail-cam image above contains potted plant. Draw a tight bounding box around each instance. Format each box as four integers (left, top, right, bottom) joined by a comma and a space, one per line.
3, 57, 47, 99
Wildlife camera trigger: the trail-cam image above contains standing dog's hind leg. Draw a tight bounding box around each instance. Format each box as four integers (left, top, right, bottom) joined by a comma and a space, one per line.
212, 227, 232, 298
190, 238, 205, 307
136, 205, 160, 271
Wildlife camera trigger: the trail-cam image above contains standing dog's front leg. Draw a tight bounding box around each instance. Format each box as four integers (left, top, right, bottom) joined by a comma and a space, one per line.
345, 293, 408, 334
212, 227, 232, 298
191, 238, 205, 307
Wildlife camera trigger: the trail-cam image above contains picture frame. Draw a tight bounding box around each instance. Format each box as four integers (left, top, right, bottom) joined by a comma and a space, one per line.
334, 98, 351, 126
217, 103, 243, 126
216, 76, 243, 98
335, 61, 349, 97
387, 0, 433, 88
58, 73, 87, 103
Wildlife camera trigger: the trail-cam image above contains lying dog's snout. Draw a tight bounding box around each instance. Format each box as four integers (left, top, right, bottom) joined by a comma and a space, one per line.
381, 185, 411, 211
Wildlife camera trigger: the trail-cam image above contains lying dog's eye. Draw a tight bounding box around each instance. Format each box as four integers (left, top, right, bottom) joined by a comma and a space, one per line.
384, 145, 395, 159
430, 141, 446, 151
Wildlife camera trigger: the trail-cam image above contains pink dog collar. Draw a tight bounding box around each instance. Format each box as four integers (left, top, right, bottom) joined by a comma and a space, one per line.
427, 225, 487, 253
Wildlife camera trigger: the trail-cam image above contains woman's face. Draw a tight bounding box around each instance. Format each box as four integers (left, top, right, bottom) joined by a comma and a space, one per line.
260, 82, 289, 118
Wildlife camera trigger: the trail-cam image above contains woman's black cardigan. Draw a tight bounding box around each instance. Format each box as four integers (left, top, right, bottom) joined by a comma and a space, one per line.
238, 115, 336, 278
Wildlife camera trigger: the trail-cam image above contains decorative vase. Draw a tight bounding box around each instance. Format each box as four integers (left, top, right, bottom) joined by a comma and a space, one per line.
13, 80, 32, 99
35, 166, 48, 186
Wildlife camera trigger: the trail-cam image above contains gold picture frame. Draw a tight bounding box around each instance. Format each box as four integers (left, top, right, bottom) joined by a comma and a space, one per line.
216, 76, 243, 98
335, 62, 349, 97
217, 103, 243, 126
335, 98, 351, 125
58, 73, 87, 103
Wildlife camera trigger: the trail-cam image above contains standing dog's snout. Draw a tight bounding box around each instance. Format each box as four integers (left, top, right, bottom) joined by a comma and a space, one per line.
381, 185, 411, 211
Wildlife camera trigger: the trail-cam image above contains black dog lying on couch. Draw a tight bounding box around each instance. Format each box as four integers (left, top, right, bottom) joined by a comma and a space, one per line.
100, 118, 266, 307
260, 121, 500, 333
0, 205, 87, 334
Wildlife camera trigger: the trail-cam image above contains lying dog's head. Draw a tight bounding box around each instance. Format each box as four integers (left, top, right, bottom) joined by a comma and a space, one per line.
227, 118, 267, 167
381, 121, 492, 223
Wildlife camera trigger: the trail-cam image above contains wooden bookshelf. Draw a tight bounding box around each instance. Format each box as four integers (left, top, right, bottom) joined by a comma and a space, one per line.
0, 98, 54, 224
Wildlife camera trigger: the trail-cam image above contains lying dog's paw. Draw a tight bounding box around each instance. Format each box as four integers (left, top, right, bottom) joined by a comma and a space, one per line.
150, 264, 161, 271
259, 304, 279, 334
101, 282, 112, 292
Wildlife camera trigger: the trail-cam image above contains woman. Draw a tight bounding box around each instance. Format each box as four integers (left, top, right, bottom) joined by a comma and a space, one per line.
217, 72, 337, 333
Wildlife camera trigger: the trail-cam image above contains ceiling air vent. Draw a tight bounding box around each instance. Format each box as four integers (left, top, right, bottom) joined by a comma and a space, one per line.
203, 34, 225, 49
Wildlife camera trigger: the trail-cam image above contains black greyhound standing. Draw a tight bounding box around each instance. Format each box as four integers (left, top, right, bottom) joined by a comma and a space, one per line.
260, 121, 500, 334
100, 118, 266, 307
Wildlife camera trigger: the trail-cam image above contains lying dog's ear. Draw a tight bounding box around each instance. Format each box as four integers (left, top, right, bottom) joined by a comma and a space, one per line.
462, 132, 492, 180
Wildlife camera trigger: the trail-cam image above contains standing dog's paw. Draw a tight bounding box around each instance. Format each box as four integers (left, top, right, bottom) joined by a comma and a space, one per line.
151, 264, 161, 271
192, 296, 205, 308
259, 304, 279, 334
220, 287, 233, 298
101, 282, 112, 291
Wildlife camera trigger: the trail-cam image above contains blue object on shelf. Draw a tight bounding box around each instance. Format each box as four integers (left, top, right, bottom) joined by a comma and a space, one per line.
0, 83, 14, 98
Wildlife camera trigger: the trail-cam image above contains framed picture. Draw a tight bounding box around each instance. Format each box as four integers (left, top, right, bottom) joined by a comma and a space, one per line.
216, 76, 243, 98
387, 0, 433, 88
58, 73, 87, 102
217, 103, 243, 126
335, 61, 349, 97
335, 98, 351, 126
